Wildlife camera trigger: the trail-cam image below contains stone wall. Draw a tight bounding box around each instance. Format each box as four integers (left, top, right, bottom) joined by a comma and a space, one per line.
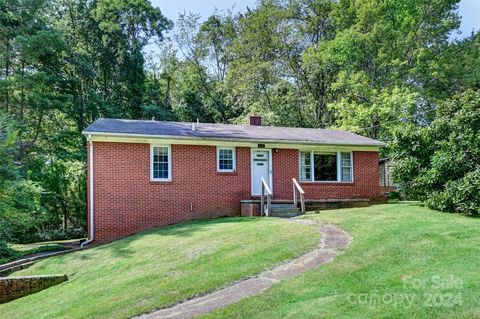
0, 275, 68, 303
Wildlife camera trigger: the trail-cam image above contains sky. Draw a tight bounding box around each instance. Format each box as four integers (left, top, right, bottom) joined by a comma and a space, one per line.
148, 0, 479, 52
152, 0, 257, 19
453, 0, 480, 38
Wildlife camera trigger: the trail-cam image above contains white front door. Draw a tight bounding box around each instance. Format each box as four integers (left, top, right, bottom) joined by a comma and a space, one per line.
251, 149, 272, 196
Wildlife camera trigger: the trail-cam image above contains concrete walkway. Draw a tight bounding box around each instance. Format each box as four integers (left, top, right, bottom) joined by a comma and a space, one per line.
136, 219, 352, 319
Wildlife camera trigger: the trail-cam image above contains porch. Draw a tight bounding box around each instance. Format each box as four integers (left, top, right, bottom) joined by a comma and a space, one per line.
241, 178, 371, 217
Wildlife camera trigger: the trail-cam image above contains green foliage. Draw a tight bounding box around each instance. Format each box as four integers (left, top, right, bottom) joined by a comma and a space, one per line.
0, 242, 69, 264
34, 228, 85, 242
0, 241, 17, 263
0, 113, 44, 243
31, 159, 87, 231
0, 0, 172, 243
391, 89, 480, 214
140, 104, 176, 121
427, 169, 480, 215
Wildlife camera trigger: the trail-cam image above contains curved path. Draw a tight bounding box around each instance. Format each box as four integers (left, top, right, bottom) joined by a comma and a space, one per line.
136, 219, 352, 319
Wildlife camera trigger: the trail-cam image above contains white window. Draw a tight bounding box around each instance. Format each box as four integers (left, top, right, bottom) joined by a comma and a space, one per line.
150, 145, 171, 181
300, 151, 312, 180
299, 151, 353, 182
217, 147, 236, 172
340, 152, 353, 182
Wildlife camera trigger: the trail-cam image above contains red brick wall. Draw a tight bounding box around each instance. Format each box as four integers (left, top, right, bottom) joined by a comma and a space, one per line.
90, 142, 251, 243
88, 143, 380, 243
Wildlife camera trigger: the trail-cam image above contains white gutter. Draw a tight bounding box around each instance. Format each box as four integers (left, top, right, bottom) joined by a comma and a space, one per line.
81, 136, 94, 248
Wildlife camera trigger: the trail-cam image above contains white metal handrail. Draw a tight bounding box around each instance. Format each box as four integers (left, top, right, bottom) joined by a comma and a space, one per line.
260, 177, 272, 217
292, 178, 305, 213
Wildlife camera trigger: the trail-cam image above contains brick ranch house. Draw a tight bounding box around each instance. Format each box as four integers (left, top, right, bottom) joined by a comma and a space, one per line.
82, 116, 385, 244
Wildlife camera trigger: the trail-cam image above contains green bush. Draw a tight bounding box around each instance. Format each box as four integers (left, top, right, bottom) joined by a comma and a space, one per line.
391, 89, 480, 215
426, 169, 480, 215
0, 241, 18, 263
35, 228, 85, 242
387, 191, 402, 201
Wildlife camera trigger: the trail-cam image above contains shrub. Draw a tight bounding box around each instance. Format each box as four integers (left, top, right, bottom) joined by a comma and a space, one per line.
391, 89, 480, 215
426, 169, 480, 215
0, 241, 18, 263
387, 191, 402, 201
35, 228, 86, 242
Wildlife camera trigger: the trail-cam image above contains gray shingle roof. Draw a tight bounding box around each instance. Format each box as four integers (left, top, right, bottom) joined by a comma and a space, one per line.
83, 118, 385, 147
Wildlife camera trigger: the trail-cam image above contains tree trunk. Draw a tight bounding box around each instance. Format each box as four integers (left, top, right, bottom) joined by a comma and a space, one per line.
62, 198, 68, 230
19, 60, 25, 119
163, 77, 171, 109
315, 84, 326, 127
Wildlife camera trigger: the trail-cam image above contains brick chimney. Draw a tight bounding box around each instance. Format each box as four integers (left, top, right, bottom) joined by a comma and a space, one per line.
249, 115, 262, 126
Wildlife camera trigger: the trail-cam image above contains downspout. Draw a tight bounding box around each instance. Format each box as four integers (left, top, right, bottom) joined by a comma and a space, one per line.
81, 136, 94, 248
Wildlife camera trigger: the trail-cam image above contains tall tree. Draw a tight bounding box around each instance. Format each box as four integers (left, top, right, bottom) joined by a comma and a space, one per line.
327, 0, 460, 138
92, 0, 172, 118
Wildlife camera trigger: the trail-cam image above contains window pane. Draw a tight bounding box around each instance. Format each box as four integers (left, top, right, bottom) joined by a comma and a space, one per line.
341, 167, 351, 182
152, 147, 169, 179
300, 152, 311, 165
299, 152, 311, 181
341, 153, 350, 166
340, 152, 352, 182
313, 153, 337, 181
300, 167, 311, 180
218, 148, 233, 170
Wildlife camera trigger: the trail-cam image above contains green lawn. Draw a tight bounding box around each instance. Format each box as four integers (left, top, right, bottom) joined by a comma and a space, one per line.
1, 243, 70, 265
203, 203, 480, 319
0, 217, 318, 319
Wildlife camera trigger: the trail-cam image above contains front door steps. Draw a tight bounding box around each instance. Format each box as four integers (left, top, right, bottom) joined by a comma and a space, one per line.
269, 203, 302, 218
240, 198, 371, 217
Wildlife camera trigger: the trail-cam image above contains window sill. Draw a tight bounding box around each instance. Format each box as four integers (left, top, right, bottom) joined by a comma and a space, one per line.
149, 180, 172, 185
216, 171, 237, 176
300, 181, 355, 186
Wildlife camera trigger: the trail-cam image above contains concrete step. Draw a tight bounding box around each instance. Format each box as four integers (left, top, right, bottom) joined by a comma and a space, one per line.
269, 202, 302, 218
260, 200, 303, 218
271, 208, 298, 212
270, 211, 304, 218
272, 203, 295, 208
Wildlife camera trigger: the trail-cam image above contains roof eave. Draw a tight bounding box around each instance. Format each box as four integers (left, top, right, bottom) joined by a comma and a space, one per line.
82, 130, 386, 148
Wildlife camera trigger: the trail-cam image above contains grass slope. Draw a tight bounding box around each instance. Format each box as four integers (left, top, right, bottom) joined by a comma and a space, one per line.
203, 203, 480, 319
1, 243, 70, 265
0, 217, 318, 319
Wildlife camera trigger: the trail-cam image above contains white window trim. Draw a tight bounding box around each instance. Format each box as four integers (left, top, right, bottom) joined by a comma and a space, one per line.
298, 150, 354, 183
150, 144, 172, 181
217, 147, 236, 172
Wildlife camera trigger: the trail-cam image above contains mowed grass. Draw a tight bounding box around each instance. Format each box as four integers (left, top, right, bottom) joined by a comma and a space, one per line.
1, 243, 70, 264
0, 217, 318, 319
204, 203, 480, 319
